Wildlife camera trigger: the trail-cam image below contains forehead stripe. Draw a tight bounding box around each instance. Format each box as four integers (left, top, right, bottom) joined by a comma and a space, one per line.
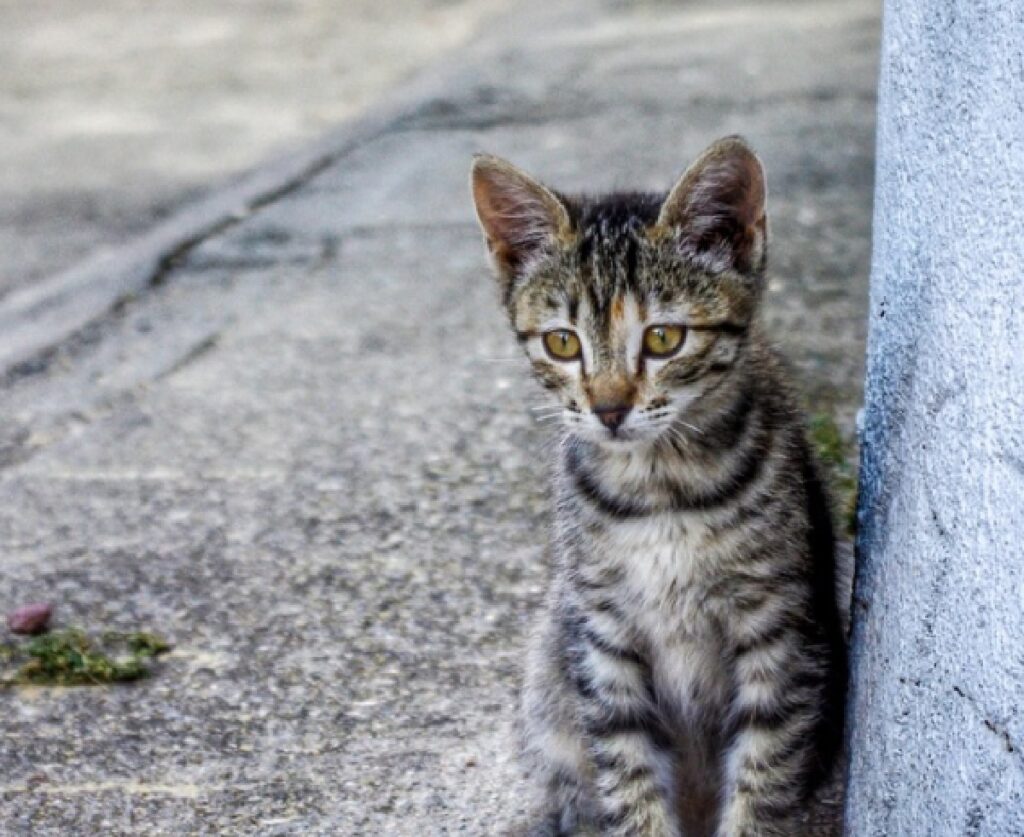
611, 296, 625, 322
624, 235, 638, 288
568, 294, 579, 323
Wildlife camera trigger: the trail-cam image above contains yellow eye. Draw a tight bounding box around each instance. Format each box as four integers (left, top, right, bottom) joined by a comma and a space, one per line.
643, 325, 685, 357
543, 329, 582, 361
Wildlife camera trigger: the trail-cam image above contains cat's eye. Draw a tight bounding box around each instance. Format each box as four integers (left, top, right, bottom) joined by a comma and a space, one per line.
643, 325, 686, 358
543, 329, 582, 361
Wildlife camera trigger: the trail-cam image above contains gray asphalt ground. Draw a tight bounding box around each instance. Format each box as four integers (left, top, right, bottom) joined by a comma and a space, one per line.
0, 0, 879, 833
0, 0, 505, 298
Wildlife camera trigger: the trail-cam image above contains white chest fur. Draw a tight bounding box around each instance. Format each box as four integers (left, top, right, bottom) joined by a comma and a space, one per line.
597, 511, 732, 717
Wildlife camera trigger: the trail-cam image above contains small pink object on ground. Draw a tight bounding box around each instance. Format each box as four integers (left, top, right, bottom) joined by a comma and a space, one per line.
7, 602, 53, 635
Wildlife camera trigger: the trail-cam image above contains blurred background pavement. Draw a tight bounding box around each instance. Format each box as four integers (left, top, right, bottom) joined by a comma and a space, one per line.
0, 0, 506, 297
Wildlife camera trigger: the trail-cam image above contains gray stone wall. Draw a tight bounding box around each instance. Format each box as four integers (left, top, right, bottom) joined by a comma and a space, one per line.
845, 0, 1024, 834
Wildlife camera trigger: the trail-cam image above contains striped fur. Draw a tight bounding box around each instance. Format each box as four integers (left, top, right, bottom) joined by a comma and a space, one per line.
471, 138, 846, 837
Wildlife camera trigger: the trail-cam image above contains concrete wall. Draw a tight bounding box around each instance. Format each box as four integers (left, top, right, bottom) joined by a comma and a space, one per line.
845, 1, 1024, 834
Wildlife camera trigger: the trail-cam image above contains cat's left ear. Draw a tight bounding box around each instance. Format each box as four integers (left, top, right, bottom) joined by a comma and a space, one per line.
470, 155, 572, 291
656, 136, 767, 276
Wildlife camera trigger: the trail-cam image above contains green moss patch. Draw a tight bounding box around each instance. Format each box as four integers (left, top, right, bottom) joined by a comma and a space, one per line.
1, 628, 171, 689
808, 411, 859, 536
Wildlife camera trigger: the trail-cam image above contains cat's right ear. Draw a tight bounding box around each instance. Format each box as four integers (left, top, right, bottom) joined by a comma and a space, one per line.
470, 155, 572, 291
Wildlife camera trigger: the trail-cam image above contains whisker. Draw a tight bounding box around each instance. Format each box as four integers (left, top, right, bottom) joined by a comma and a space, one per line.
678, 420, 705, 436
667, 426, 692, 450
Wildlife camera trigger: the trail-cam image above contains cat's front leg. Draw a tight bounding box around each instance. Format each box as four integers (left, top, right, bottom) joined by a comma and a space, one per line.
569, 617, 679, 837
587, 726, 677, 837
716, 638, 822, 837
521, 601, 596, 836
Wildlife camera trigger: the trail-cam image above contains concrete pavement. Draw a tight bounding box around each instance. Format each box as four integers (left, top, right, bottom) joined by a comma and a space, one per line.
0, 0, 879, 833
0, 0, 506, 298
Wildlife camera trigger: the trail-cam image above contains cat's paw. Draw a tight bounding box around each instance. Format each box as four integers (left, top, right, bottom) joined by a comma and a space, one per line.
603, 804, 679, 837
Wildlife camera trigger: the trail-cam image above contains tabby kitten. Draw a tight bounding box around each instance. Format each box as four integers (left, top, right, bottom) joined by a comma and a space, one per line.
470, 137, 847, 837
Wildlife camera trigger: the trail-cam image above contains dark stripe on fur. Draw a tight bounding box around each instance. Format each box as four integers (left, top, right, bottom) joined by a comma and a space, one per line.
689, 321, 749, 337
565, 430, 770, 516
565, 426, 770, 518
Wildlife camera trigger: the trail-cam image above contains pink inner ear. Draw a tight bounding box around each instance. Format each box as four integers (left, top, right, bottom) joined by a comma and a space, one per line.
660, 141, 767, 275
471, 159, 569, 276
475, 179, 543, 251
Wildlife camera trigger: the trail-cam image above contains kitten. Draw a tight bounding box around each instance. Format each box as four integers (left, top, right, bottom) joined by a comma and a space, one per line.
470, 137, 847, 837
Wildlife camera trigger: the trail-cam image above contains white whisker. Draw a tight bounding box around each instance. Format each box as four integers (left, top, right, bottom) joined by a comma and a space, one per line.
667, 426, 692, 450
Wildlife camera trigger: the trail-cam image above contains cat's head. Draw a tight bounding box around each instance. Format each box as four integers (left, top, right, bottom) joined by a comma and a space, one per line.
470, 136, 767, 448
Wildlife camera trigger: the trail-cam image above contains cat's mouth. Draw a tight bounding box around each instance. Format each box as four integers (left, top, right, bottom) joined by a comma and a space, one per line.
582, 419, 654, 448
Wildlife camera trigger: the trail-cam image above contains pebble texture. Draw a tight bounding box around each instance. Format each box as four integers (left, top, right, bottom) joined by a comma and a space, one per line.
845, 1, 1024, 834
0, 0, 877, 833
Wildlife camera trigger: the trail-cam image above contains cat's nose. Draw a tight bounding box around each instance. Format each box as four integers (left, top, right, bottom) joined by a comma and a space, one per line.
593, 404, 631, 434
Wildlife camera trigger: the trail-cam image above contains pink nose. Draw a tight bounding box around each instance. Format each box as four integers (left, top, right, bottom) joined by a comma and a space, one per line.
593, 405, 631, 433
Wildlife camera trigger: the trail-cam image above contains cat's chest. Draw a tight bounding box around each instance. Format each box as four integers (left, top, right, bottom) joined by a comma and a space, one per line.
594, 511, 717, 633
593, 511, 732, 713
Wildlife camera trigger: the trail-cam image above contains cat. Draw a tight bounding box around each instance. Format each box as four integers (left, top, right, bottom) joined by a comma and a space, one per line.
469, 137, 847, 837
